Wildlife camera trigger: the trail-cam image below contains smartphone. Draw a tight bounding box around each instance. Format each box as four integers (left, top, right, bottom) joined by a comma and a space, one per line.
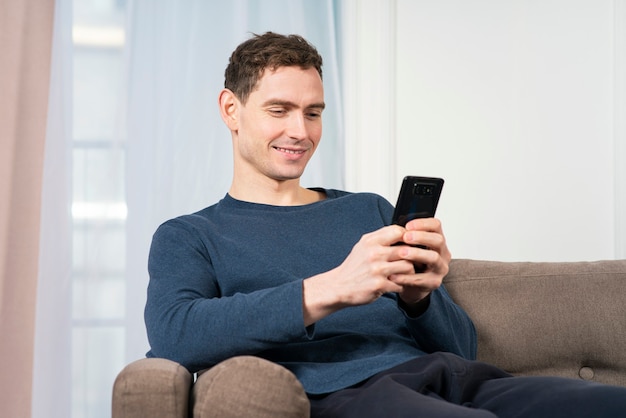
391, 176, 444, 226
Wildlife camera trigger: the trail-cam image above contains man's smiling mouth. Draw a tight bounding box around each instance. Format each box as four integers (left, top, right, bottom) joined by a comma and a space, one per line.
273, 146, 305, 155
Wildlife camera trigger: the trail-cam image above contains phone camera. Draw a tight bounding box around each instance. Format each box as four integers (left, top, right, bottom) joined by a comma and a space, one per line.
413, 184, 434, 196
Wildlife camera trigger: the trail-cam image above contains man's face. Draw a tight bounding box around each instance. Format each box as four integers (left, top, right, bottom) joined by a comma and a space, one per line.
231, 66, 325, 183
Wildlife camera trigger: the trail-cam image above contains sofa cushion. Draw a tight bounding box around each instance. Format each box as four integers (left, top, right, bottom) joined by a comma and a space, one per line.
443, 259, 626, 387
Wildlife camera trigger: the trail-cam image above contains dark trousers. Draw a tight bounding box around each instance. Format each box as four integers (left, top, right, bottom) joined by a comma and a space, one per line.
309, 352, 626, 418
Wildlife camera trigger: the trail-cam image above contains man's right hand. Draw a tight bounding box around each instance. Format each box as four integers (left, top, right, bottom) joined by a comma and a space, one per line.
301, 225, 415, 326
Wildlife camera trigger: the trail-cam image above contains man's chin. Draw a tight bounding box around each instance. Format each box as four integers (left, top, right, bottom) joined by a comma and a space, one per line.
273, 173, 304, 182
270, 165, 308, 182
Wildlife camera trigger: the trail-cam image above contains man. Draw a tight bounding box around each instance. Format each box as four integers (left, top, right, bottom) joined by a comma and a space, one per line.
145, 32, 625, 417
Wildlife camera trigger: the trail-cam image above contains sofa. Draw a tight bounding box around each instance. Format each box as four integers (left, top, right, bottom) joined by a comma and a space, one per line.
112, 258, 626, 417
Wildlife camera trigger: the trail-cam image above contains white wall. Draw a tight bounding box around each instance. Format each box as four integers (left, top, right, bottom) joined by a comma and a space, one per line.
342, 0, 626, 262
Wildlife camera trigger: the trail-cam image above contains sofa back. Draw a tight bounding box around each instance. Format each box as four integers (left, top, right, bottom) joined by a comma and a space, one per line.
443, 259, 626, 387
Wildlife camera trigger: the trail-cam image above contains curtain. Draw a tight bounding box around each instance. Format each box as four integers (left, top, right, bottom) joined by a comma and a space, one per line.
0, 0, 55, 417
33, 1, 344, 417
32, 0, 73, 416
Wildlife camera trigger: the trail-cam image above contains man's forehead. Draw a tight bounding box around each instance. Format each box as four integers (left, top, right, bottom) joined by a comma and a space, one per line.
250, 66, 324, 104
256, 66, 322, 86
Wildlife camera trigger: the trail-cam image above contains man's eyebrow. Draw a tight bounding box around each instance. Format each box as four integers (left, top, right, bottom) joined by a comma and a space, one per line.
308, 102, 326, 110
262, 99, 326, 110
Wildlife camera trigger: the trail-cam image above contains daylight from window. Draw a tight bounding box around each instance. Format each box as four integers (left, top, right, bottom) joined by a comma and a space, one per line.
71, 1, 127, 417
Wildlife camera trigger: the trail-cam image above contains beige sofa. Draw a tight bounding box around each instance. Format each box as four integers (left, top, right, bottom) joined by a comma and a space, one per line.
112, 259, 626, 417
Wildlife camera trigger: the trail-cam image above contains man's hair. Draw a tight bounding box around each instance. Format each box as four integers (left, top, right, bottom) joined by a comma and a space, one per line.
224, 32, 323, 104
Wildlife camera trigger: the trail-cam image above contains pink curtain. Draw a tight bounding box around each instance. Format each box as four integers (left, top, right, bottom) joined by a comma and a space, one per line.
0, 0, 55, 416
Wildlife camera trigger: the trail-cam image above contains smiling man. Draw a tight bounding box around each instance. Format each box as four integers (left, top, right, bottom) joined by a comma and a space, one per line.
144, 32, 626, 418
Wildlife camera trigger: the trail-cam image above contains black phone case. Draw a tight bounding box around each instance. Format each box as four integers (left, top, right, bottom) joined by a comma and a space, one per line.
392, 176, 444, 226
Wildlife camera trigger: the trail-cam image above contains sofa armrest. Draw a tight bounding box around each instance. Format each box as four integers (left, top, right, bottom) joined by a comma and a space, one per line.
444, 259, 626, 387
112, 357, 192, 418
192, 356, 310, 418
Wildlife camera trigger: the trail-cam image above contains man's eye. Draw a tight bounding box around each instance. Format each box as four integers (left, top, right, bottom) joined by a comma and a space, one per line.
306, 112, 321, 119
269, 108, 286, 115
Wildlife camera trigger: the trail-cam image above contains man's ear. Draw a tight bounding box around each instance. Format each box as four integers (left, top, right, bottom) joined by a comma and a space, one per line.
218, 88, 240, 131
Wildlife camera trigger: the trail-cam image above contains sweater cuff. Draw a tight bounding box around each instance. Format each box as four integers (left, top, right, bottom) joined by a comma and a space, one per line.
397, 293, 431, 318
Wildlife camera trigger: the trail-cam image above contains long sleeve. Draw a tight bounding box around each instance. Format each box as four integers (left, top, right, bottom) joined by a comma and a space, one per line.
400, 286, 477, 360
145, 219, 314, 372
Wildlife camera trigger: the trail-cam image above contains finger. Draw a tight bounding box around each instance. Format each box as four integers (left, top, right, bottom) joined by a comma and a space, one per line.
389, 271, 443, 291
394, 244, 450, 275
393, 243, 429, 261
386, 258, 418, 275
405, 217, 443, 233
402, 230, 446, 251
366, 224, 407, 247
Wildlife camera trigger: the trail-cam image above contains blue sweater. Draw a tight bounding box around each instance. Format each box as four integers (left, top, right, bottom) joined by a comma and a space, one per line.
145, 189, 477, 395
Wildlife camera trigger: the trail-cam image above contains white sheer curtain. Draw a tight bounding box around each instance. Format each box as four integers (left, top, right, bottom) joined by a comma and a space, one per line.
33, 1, 72, 417
34, 1, 343, 417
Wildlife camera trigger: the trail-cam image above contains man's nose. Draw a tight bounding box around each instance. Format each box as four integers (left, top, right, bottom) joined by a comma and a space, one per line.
286, 113, 307, 140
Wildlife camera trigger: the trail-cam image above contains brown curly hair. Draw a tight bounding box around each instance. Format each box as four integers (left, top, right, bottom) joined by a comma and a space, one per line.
224, 32, 323, 104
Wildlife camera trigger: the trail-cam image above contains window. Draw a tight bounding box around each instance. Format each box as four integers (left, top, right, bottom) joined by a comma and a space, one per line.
72, 1, 127, 416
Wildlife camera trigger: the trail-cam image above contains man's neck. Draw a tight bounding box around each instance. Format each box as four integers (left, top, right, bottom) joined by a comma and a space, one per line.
229, 178, 324, 206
